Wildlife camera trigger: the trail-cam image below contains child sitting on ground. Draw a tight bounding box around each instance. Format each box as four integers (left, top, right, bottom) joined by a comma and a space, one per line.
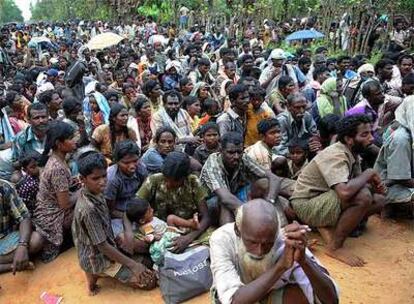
198, 98, 221, 126
126, 198, 200, 265
16, 151, 41, 215
72, 151, 157, 296
287, 140, 309, 180
193, 122, 220, 165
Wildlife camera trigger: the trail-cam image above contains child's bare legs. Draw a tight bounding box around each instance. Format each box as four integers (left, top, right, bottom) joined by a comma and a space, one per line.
167, 213, 200, 230
85, 272, 100, 296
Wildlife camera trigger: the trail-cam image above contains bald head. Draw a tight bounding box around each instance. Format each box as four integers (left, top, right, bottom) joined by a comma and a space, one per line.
237, 199, 279, 233
236, 199, 280, 258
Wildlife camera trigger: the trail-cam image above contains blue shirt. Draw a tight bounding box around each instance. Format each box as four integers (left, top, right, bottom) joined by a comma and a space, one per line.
104, 162, 148, 212
140, 147, 165, 174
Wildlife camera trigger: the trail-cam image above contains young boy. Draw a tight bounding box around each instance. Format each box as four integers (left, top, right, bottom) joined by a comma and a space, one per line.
193, 122, 220, 165
287, 140, 309, 180
72, 151, 156, 296
16, 151, 41, 215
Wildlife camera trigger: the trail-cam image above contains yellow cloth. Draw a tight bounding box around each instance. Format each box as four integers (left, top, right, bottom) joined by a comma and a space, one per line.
244, 104, 274, 147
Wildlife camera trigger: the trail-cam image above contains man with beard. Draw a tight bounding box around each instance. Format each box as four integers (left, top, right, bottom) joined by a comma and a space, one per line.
200, 132, 280, 225
151, 90, 200, 149
274, 92, 320, 157
290, 115, 386, 267
210, 199, 338, 304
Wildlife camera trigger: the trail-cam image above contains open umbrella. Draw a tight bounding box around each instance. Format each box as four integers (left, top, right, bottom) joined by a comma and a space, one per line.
285, 29, 325, 42
87, 32, 125, 50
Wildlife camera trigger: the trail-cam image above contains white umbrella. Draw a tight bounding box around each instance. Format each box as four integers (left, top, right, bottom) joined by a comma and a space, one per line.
86, 32, 125, 50
29, 36, 51, 44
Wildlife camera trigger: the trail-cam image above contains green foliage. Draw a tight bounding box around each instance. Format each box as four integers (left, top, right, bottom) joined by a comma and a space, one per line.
30, 0, 114, 21
0, 0, 24, 24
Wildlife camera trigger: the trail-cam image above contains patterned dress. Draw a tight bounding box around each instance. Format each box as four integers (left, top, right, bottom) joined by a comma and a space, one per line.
33, 153, 73, 262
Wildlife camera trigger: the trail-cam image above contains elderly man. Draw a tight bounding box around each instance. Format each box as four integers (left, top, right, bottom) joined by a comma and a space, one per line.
291, 115, 386, 267
274, 92, 320, 157
210, 199, 338, 304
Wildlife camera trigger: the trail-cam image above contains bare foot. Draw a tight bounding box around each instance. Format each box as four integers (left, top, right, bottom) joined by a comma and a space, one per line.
191, 213, 200, 230
318, 227, 334, 245
88, 284, 101, 296
26, 261, 35, 271
325, 247, 366, 267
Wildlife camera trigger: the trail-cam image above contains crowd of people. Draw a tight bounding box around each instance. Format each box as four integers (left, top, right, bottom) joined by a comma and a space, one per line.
0, 15, 413, 303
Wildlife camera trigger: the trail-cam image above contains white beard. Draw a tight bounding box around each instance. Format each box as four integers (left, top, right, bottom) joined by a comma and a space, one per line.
237, 239, 279, 283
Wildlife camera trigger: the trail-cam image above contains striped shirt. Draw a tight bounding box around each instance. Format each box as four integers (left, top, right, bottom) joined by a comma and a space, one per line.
72, 188, 116, 274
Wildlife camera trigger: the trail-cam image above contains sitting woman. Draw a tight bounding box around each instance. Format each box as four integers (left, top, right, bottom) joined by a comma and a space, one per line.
133, 96, 152, 153
183, 95, 202, 132
91, 103, 137, 163
190, 82, 215, 111
32, 121, 78, 262
136, 151, 211, 253
140, 127, 176, 174
179, 77, 194, 97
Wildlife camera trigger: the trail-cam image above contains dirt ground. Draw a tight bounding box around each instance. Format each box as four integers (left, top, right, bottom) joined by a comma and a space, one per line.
1, 216, 414, 304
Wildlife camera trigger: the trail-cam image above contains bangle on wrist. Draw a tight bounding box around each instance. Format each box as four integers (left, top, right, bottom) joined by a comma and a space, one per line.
18, 241, 29, 247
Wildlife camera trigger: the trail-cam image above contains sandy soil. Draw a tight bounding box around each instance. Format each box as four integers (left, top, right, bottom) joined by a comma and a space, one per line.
1, 216, 414, 304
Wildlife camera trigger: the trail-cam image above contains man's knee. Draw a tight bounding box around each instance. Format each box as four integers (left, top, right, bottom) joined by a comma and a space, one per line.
283, 284, 308, 304
219, 206, 234, 226
29, 231, 44, 254
354, 188, 373, 208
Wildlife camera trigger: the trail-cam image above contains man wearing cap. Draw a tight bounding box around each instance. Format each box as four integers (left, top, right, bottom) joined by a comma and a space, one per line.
259, 49, 298, 96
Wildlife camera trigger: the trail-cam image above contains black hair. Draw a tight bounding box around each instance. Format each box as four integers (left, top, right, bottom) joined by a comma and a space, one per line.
199, 122, 219, 136
104, 91, 119, 102
39, 120, 75, 167
38, 90, 56, 104
318, 114, 341, 140
19, 150, 41, 169
220, 131, 243, 149
312, 66, 330, 81
315, 46, 328, 54
77, 151, 107, 177
287, 139, 309, 151
298, 57, 312, 66
238, 76, 260, 86
109, 103, 129, 149
249, 86, 266, 100
228, 84, 248, 102
179, 77, 191, 87
126, 198, 150, 223
62, 96, 81, 116
219, 47, 230, 57
337, 55, 351, 63
203, 98, 219, 112
142, 79, 159, 96
239, 54, 254, 66
198, 58, 211, 67
402, 72, 414, 86
27, 100, 48, 119
161, 151, 190, 179
183, 95, 198, 108
122, 82, 134, 94
278, 75, 294, 89
162, 89, 182, 104
375, 59, 395, 74
361, 80, 381, 98
257, 118, 280, 135
113, 140, 140, 162
133, 95, 150, 112
242, 40, 250, 48
397, 54, 414, 65
154, 126, 176, 142
336, 115, 371, 144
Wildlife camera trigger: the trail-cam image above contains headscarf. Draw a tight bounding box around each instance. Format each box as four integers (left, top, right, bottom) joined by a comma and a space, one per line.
165, 60, 182, 75
190, 81, 208, 97
83, 92, 110, 135
357, 63, 375, 76
317, 78, 348, 118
